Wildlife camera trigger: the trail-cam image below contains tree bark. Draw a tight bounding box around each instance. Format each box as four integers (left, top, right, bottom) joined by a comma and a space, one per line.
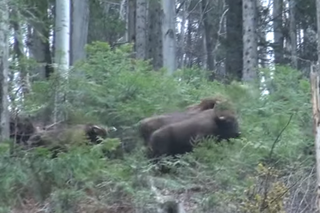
54, 0, 70, 124
162, 0, 177, 74
273, 0, 284, 65
70, 0, 89, 65
226, 0, 243, 81
310, 64, 320, 212
289, 0, 297, 68
136, 0, 147, 59
148, 0, 163, 69
242, 0, 258, 82
0, 0, 10, 140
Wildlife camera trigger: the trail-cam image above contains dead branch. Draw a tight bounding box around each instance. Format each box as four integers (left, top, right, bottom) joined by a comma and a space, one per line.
310, 63, 320, 211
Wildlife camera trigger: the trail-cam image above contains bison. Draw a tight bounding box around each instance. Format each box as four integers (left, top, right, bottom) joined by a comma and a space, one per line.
147, 108, 241, 160
138, 97, 224, 146
27, 123, 116, 150
10, 116, 37, 145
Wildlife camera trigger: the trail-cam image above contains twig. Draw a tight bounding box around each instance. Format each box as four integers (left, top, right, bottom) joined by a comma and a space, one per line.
268, 113, 295, 161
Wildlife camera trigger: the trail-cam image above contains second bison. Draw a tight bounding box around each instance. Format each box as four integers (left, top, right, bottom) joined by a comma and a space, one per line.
138, 97, 224, 146
147, 108, 241, 159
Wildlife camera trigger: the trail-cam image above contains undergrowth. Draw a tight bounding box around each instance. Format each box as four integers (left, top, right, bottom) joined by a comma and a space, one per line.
2, 42, 315, 212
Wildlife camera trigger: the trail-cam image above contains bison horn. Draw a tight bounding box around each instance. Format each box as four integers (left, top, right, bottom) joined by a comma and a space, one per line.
218, 116, 226, 120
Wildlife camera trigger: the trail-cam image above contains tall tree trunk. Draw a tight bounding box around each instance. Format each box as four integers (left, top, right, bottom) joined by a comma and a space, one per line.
70, 0, 89, 66
135, 0, 147, 59
185, 19, 192, 67
54, 0, 70, 124
201, 0, 215, 71
289, 0, 297, 68
12, 9, 30, 97
0, 0, 10, 140
128, 0, 136, 45
273, 0, 284, 65
27, 0, 53, 80
148, 0, 163, 69
178, 2, 187, 68
162, 0, 177, 74
242, 0, 258, 81
226, 0, 243, 81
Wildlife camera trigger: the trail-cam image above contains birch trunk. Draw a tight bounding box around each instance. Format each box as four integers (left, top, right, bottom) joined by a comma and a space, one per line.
54, 0, 70, 124
162, 0, 176, 74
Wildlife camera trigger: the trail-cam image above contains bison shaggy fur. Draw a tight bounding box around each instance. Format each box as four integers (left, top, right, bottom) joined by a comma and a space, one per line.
185, 97, 225, 113
10, 116, 37, 145
147, 109, 241, 159
139, 97, 224, 146
27, 124, 112, 149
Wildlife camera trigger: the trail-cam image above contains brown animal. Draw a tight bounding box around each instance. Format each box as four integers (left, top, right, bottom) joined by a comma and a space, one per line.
185, 97, 225, 113
147, 109, 241, 160
10, 116, 37, 145
27, 124, 116, 149
139, 97, 224, 146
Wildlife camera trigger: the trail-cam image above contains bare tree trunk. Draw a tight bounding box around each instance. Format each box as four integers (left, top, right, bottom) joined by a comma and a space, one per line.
273, 0, 284, 65
128, 0, 136, 45
148, 0, 163, 69
242, 0, 258, 81
310, 64, 320, 212
179, 2, 186, 68
185, 19, 192, 67
12, 9, 30, 96
201, 0, 215, 71
226, 0, 243, 81
135, 0, 147, 59
70, 0, 89, 65
27, 0, 53, 80
54, 0, 70, 124
162, 0, 176, 74
289, 0, 297, 68
0, 0, 10, 140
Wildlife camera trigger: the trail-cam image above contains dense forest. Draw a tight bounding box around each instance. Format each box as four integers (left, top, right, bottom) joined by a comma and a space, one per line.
0, 0, 318, 212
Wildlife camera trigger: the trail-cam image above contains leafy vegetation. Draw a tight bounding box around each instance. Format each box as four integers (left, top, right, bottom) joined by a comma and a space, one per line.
2, 42, 315, 212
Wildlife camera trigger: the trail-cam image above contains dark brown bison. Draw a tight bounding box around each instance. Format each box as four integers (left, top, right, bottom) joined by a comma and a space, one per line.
147, 109, 241, 160
10, 116, 37, 145
27, 123, 116, 149
138, 97, 224, 146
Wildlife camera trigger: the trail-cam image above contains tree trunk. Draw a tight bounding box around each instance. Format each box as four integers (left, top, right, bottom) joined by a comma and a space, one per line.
310, 64, 320, 212
289, 0, 297, 69
226, 0, 243, 81
12, 9, 30, 96
27, 0, 53, 80
162, 0, 176, 74
242, 0, 258, 81
273, 0, 284, 65
128, 0, 136, 45
201, 0, 215, 71
135, 0, 147, 59
148, 0, 163, 69
178, 2, 186, 68
70, 0, 89, 66
54, 0, 70, 124
0, 0, 10, 140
